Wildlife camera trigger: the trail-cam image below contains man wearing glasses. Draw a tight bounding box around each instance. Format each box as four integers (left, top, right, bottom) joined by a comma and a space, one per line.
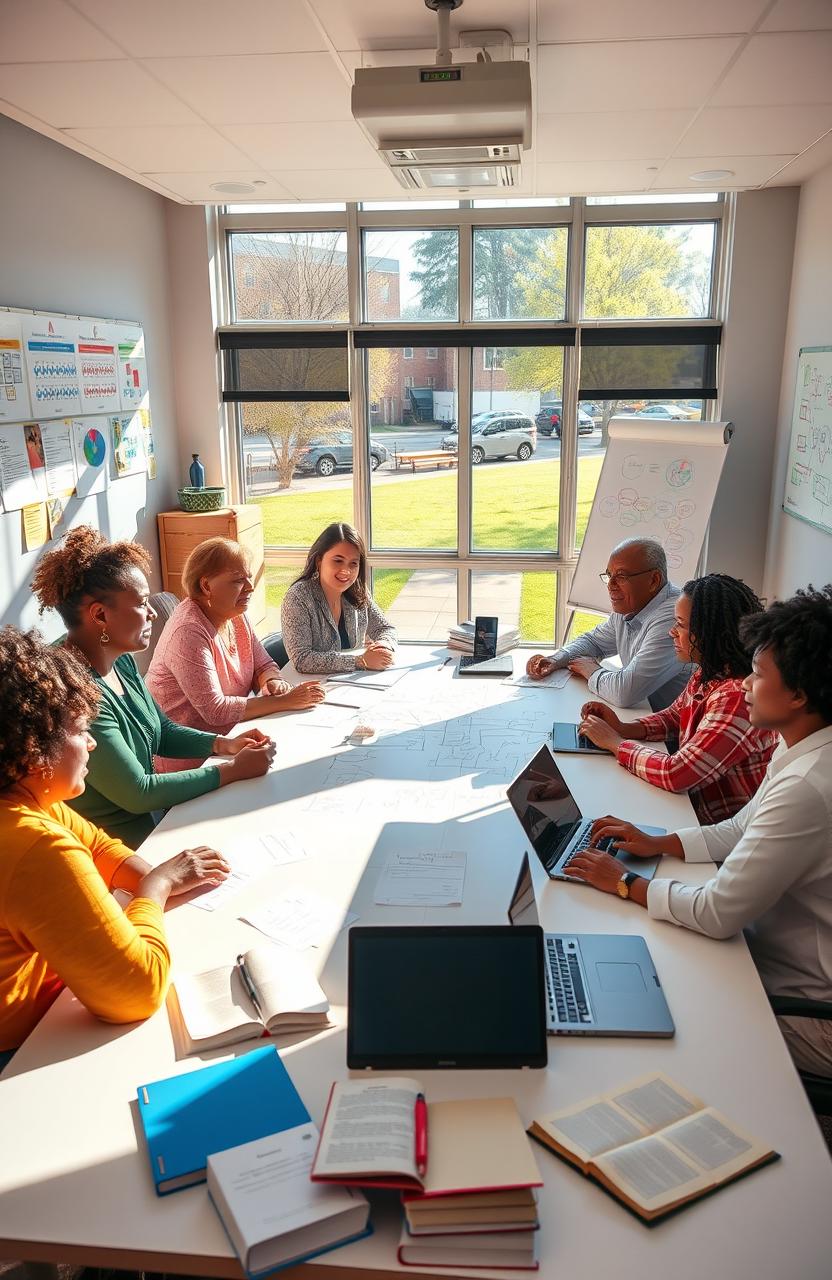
526, 538, 691, 709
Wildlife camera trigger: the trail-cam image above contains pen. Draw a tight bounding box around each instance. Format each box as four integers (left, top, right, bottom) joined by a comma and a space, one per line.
236, 954, 264, 1022
440, 657, 452, 669
414, 1092, 428, 1177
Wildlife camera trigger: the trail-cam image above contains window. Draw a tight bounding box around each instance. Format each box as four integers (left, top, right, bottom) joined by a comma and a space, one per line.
229, 231, 349, 323
425, 347, 438, 360
483, 348, 505, 371
583, 223, 716, 319
363, 228, 459, 322
404, 375, 415, 388
425, 376, 435, 388
403, 347, 414, 359
473, 226, 568, 320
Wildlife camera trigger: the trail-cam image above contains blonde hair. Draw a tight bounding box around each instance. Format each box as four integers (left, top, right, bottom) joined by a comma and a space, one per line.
182, 538, 250, 599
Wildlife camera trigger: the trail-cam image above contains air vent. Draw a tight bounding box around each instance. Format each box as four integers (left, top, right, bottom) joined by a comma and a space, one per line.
393, 162, 519, 190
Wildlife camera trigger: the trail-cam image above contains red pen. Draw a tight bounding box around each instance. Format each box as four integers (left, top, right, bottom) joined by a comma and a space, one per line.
414, 1092, 428, 1177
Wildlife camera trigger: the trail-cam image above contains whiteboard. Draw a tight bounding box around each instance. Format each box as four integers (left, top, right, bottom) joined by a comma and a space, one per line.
569, 418, 732, 614
782, 346, 832, 537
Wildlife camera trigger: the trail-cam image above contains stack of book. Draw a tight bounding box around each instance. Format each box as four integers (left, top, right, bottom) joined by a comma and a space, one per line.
447, 620, 519, 655
400, 1187, 539, 1270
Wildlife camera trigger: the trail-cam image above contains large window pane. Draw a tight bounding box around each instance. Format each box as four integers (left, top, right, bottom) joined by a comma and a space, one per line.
473, 227, 567, 320
363, 229, 459, 322
373, 568, 457, 642
583, 223, 716, 319
471, 571, 556, 644
367, 348, 457, 551
264, 564, 303, 631
470, 347, 563, 553
241, 401, 352, 548
229, 231, 349, 323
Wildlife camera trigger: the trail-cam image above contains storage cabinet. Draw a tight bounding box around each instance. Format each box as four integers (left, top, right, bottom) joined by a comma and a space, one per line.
156, 505, 267, 634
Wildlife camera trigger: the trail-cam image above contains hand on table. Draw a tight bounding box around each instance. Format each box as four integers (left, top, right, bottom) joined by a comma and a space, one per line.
589, 816, 665, 858
525, 653, 558, 680
568, 656, 601, 681
214, 729, 276, 782
361, 642, 393, 670
277, 681, 326, 710
562, 848, 630, 896
259, 677, 292, 697
215, 727, 273, 755
139, 846, 230, 901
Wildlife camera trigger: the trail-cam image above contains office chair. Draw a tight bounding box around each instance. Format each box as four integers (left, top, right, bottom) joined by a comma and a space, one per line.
769, 995, 832, 1116
133, 591, 179, 676
262, 631, 289, 668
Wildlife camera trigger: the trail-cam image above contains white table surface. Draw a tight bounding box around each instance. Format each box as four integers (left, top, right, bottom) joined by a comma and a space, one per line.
2, 647, 831, 1280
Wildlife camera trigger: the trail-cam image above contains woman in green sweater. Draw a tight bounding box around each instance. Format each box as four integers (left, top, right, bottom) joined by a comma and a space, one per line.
32, 527, 275, 848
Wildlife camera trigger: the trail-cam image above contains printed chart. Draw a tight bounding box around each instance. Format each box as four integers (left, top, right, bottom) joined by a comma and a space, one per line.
782, 346, 832, 537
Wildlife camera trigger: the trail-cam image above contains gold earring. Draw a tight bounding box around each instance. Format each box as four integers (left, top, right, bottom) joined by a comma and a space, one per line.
42, 765, 54, 795
99, 629, 110, 645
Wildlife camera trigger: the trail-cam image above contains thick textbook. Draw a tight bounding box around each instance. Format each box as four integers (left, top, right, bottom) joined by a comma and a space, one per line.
528, 1072, 779, 1224
398, 1222, 538, 1270
312, 1079, 541, 1195
169, 944, 330, 1053
137, 1045, 310, 1195
208, 1124, 371, 1277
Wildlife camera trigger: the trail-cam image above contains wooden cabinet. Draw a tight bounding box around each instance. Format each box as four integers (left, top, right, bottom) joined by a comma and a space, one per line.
156, 505, 267, 634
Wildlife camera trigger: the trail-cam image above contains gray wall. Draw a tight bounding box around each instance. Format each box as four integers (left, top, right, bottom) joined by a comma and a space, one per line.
764, 161, 832, 599
0, 115, 179, 638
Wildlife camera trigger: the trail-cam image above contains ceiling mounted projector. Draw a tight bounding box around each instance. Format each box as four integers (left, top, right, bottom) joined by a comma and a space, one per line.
352, 0, 531, 190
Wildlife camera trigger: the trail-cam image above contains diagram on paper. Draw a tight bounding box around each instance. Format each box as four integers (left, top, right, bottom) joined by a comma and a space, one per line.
596, 456, 699, 570
783, 348, 832, 535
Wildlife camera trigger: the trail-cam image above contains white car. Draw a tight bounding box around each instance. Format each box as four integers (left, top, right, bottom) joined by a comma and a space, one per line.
442, 413, 537, 464
634, 404, 696, 421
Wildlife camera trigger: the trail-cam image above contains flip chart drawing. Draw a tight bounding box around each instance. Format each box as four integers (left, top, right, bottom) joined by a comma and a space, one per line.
782, 347, 832, 537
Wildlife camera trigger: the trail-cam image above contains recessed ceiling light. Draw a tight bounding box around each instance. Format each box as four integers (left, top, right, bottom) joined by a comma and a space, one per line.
689, 169, 734, 183
209, 181, 257, 194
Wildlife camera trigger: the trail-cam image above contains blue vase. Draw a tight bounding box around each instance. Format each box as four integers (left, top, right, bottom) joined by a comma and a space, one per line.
189, 453, 205, 489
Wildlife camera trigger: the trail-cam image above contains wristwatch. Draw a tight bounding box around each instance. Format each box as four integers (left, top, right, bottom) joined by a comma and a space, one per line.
617, 870, 638, 899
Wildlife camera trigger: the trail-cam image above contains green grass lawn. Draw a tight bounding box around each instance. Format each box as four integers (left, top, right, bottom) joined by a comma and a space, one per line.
259, 454, 605, 639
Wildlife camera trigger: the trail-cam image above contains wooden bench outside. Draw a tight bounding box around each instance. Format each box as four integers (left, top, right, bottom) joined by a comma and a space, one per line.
395, 449, 458, 472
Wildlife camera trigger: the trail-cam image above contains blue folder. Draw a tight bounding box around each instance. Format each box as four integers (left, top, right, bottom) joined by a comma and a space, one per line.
137, 1044, 310, 1195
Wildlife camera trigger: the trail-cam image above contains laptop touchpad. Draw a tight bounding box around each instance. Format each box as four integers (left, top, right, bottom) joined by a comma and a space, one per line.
595, 962, 646, 994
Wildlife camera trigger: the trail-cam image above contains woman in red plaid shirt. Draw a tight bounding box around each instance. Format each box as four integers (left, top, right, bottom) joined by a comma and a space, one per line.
578, 574, 778, 824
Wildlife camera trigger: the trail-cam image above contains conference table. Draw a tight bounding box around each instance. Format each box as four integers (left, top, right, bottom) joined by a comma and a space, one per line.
2, 646, 831, 1280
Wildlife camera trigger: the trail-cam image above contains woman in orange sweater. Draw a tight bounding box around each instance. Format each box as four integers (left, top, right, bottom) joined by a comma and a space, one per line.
0, 627, 229, 1068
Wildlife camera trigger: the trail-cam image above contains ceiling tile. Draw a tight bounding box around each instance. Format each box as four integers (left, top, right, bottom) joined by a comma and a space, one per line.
536, 159, 663, 195
144, 53, 352, 124
676, 105, 832, 156
711, 32, 832, 105
763, 132, 832, 183
309, 0, 530, 51
222, 121, 381, 170
536, 110, 693, 162
1, 0, 124, 61
65, 125, 254, 172
655, 154, 798, 186
537, 0, 767, 42
760, 0, 832, 32
0, 61, 202, 126
276, 167, 405, 200
144, 171, 293, 203
72, 0, 326, 57
537, 38, 742, 113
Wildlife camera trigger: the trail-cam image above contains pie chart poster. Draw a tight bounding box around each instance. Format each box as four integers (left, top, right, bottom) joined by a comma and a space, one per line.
71, 417, 109, 497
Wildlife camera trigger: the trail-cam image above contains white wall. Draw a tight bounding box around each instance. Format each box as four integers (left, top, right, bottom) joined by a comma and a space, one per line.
764, 162, 832, 599
0, 116, 179, 637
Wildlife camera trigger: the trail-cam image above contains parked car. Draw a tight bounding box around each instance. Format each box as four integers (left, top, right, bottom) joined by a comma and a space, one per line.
294, 432, 389, 477
442, 414, 537, 464
536, 405, 560, 433
633, 404, 692, 421
444, 410, 531, 435
538, 400, 594, 438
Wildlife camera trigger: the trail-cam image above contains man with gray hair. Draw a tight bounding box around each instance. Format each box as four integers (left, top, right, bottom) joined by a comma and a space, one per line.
526, 537, 692, 709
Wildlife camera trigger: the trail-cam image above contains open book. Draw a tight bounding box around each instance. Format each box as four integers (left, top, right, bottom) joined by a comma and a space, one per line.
528, 1072, 778, 1224
311, 1079, 541, 1196
169, 944, 331, 1054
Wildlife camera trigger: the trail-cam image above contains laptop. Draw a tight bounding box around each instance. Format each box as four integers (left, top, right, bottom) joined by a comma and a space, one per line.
347, 925, 547, 1069
552, 721, 609, 754
506, 743, 664, 882
457, 615, 514, 677
508, 853, 674, 1038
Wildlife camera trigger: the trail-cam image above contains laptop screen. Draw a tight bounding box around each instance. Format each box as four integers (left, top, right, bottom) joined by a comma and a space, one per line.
507, 744, 583, 866
347, 925, 547, 1069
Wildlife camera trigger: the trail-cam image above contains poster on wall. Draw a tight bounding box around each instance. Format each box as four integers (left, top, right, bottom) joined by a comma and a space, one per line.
139, 407, 156, 479
115, 326, 149, 411
21, 315, 82, 419
39, 418, 78, 496
0, 422, 47, 510
71, 417, 110, 497
782, 346, 832, 537
22, 501, 50, 550
110, 412, 147, 477
76, 320, 121, 415
0, 313, 33, 423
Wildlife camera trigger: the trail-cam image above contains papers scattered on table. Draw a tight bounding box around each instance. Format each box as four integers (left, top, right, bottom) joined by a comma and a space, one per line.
326, 664, 408, 690
374, 850, 466, 906
192, 833, 307, 911
243, 892, 358, 950
503, 667, 571, 689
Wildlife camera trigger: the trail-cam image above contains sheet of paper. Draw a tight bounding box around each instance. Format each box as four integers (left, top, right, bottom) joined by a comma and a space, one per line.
322, 683, 386, 710
22, 315, 82, 419
374, 850, 466, 906
22, 501, 49, 550
39, 418, 77, 496
0, 423, 46, 509
76, 320, 121, 414
503, 668, 571, 689
243, 892, 357, 950
326, 664, 408, 690
0, 313, 33, 422
110, 411, 147, 477
192, 833, 308, 911
115, 325, 149, 411
71, 417, 109, 497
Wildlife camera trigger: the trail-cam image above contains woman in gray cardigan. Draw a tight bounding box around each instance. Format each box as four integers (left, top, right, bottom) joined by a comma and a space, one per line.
281, 523, 397, 674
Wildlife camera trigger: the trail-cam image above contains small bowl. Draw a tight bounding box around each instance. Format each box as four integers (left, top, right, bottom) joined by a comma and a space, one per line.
177, 486, 227, 513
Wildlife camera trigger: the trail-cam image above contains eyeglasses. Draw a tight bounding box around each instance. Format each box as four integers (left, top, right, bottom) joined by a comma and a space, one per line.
599, 569, 654, 586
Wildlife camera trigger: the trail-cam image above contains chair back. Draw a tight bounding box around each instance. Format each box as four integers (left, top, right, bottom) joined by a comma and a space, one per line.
134, 591, 180, 675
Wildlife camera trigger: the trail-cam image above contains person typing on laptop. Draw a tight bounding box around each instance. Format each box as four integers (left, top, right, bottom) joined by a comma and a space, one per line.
563, 586, 832, 1077
577, 574, 777, 824
525, 538, 691, 710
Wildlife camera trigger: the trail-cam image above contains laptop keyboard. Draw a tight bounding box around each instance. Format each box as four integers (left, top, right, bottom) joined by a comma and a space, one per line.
546, 938, 592, 1025
560, 829, 616, 869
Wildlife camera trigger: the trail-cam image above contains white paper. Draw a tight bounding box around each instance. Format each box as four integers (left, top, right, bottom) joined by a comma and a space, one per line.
243, 892, 357, 950
0, 313, 33, 422
192, 832, 308, 912
326, 664, 407, 690
0, 423, 46, 510
39, 418, 77, 496
374, 849, 466, 906
115, 325, 149, 411
503, 667, 571, 689
22, 315, 81, 419
110, 410, 147, 477
71, 417, 109, 497
76, 320, 121, 414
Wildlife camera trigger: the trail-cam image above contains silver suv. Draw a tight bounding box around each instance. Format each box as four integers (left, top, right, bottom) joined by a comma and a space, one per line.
442, 412, 537, 464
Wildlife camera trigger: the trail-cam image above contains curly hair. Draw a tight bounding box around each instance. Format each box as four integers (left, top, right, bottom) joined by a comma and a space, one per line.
739, 584, 832, 722
682, 573, 765, 684
31, 525, 151, 628
294, 522, 368, 609
0, 627, 100, 791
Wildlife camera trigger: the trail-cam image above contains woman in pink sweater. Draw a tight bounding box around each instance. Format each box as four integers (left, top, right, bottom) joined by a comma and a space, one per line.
147, 538, 324, 771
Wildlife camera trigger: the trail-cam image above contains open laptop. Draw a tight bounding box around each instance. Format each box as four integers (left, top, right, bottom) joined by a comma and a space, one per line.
457, 615, 514, 677
552, 722, 609, 754
508, 853, 674, 1037
507, 743, 664, 882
